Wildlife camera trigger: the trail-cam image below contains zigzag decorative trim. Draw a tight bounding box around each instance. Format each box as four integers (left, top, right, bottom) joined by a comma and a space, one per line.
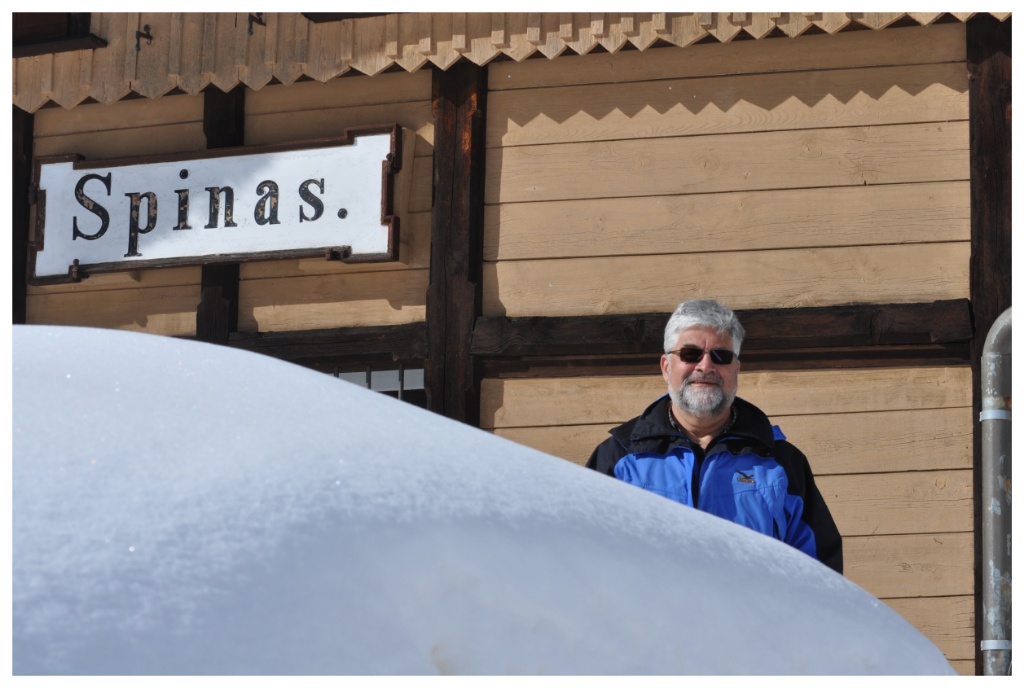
13, 12, 1011, 113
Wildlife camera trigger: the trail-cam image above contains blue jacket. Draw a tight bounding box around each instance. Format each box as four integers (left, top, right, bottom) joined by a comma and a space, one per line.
586, 395, 843, 574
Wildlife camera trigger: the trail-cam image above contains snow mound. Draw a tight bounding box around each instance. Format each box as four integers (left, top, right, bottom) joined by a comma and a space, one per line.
12, 325, 955, 675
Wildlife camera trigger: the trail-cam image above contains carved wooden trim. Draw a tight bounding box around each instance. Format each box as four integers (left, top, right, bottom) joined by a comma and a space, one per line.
13, 12, 1011, 112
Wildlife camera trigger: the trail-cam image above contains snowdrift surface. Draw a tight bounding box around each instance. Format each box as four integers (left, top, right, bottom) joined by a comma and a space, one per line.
12, 325, 955, 675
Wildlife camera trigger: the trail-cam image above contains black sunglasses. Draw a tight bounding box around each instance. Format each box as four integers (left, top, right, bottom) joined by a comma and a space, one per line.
669, 347, 738, 365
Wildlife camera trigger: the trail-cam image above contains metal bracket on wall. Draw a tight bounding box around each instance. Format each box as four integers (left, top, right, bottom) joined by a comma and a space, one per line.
135, 24, 152, 52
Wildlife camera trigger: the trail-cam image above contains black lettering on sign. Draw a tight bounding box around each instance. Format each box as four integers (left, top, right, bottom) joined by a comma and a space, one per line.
205, 186, 237, 229
72, 172, 112, 241
173, 169, 192, 230
124, 192, 158, 257
173, 189, 192, 230
254, 180, 281, 226
299, 178, 325, 223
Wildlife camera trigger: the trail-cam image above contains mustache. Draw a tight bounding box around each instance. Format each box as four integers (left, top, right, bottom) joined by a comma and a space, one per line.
683, 372, 722, 386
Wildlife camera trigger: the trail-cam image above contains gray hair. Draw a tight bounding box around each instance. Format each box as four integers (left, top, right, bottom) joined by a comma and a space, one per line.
663, 299, 745, 354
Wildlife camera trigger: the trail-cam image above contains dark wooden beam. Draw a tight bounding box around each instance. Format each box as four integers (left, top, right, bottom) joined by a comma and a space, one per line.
471, 300, 974, 358
13, 12, 106, 58
967, 14, 1011, 677
303, 13, 395, 23
13, 106, 33, 325
229, 322, 428, 363
202, 85, 246, 151
480, 343, 973, 379
196, 262, 239, 343
425, 63, 487, 424
13, 35, 107, 59
195, 85, 246, 344
968, 16, 1012, 347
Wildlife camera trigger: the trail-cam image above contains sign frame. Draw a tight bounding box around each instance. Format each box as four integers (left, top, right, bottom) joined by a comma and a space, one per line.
28, 124, 406, 285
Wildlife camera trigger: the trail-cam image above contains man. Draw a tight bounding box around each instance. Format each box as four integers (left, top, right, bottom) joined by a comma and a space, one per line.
586, 299, 843, 574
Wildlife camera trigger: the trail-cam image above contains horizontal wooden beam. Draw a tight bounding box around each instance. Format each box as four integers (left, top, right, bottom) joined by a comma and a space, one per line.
302, 13, 395, 23
13, 35, 107, 59
742, 299, 974, 350
220, 300, 971, 375
480, 344, 973, 379
228, 322, 428, 363
471, 299, 973, 358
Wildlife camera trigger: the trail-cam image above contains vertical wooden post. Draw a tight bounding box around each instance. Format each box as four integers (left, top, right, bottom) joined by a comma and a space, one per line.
13, 106, 33, 325
967, 14, 1011, 677
425, 63, 488, 424
195, 85, 245, 343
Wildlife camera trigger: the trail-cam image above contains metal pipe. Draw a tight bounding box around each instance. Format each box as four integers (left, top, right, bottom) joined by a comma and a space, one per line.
980, 307, 1012, 676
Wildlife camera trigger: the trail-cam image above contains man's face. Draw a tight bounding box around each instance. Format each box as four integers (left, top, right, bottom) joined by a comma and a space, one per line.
661, 326, 740, 420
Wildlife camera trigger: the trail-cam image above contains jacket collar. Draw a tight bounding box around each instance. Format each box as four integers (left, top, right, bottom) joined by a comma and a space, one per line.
611, 394, 776, 449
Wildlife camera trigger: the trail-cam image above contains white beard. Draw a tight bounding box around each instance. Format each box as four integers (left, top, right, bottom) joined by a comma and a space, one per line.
670, 372, 735, 419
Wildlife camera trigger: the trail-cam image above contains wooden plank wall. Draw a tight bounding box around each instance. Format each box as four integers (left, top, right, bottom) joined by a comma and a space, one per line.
240, 70, 434, 333
483, 23, 971, 317
27, 95, 207, 335
481, 23, 974, 674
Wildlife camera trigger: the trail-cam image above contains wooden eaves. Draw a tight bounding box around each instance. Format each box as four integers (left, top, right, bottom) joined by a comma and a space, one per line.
12, 12, 1011, 113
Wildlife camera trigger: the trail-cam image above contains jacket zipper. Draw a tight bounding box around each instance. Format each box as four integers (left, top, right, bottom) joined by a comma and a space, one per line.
691, 444, 706, 509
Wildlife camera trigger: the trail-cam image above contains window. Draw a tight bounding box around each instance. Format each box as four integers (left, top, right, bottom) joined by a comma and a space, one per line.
331, 364, 427, 409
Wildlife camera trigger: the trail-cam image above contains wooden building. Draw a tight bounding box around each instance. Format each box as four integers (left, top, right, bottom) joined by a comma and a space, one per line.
12, 12, 1011, 675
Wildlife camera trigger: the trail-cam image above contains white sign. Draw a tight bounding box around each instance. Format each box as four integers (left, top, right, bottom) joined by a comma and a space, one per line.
30, 126, 406, 282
